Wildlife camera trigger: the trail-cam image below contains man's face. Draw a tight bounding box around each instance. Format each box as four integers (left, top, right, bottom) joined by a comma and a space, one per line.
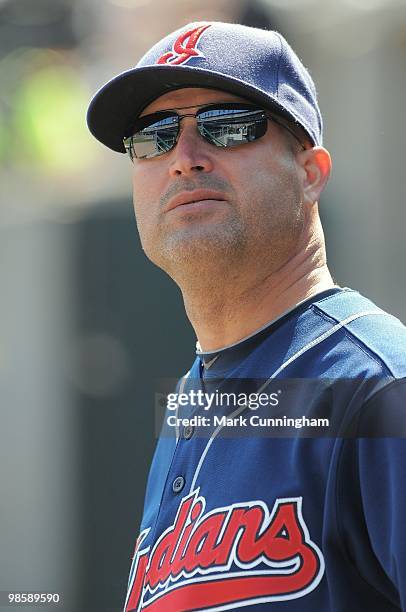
131, 87, 305, 285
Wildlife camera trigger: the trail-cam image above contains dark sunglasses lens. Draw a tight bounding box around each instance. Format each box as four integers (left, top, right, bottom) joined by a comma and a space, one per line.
126, 114, 179, 159
197, 107, 267, 147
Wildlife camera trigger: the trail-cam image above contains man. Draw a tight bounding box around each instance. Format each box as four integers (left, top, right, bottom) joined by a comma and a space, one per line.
87, 22, 406, 611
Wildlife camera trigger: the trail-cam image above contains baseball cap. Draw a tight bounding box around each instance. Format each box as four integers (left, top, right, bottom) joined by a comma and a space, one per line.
87, 21, 323, 153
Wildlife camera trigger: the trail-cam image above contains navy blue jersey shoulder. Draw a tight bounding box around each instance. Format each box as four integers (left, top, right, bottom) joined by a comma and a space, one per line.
124, 288, 406, 612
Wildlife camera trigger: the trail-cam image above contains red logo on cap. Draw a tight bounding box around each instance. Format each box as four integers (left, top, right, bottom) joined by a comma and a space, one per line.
157, 24, 211, 66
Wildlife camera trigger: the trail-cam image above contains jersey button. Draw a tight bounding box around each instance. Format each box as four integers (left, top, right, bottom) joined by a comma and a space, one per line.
183, 424, 194, 439
172, 476, 185, 494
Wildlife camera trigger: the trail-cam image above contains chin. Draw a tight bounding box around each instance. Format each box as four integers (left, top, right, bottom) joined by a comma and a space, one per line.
146, 233, 242, 280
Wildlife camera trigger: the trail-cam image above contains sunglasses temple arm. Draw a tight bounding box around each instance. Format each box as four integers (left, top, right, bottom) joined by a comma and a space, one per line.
267, 115, 306, 150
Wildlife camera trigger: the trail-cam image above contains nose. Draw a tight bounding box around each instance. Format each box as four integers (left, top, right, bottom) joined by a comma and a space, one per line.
168, 120, 214, 177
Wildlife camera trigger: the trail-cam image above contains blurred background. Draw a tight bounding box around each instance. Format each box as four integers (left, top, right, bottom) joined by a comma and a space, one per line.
1, 0, 405, 610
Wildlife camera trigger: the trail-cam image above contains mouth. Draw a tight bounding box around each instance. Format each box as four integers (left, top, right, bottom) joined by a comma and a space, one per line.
165, 190, 226, 213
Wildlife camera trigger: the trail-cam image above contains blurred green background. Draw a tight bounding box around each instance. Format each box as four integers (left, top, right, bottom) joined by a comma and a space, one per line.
1, 0, 406, 610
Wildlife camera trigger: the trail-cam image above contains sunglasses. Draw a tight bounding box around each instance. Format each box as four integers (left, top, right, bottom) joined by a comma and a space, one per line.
123, 102, 306, 161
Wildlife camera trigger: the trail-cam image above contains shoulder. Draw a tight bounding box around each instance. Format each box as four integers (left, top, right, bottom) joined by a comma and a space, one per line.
309, 288, 406, 379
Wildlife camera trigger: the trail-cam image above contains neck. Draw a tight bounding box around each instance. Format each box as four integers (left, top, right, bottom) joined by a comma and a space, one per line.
178, 210, 336, 352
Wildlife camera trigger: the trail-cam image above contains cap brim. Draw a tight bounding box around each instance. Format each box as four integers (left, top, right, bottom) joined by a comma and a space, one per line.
86, 65, 299, 153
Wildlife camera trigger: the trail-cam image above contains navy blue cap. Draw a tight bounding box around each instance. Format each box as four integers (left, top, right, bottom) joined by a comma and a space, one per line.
87, 22, 323, 153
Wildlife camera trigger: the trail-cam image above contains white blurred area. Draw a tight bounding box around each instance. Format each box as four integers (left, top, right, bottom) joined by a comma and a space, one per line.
1, 0, 406, 607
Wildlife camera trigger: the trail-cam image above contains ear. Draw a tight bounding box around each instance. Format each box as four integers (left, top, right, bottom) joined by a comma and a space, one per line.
297, 146, 332, 205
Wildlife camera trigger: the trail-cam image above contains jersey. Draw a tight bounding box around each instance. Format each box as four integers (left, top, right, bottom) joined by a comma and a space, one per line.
124, 287, 406, 611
